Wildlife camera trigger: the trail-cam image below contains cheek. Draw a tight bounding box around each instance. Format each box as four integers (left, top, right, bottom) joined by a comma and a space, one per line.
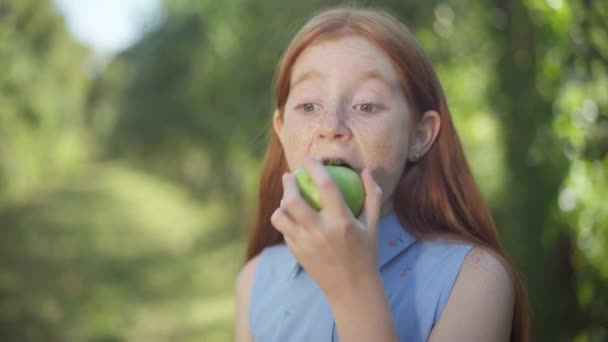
361, 124, 410, 164
282, 117, 313, 146
358, 123, 410, 198
279, 118, 315, 167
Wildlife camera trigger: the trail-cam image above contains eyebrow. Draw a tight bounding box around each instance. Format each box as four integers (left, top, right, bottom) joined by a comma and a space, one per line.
290, 69, 398, 91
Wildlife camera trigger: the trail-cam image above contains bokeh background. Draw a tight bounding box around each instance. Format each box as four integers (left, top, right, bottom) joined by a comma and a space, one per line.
1, 0, 607, 341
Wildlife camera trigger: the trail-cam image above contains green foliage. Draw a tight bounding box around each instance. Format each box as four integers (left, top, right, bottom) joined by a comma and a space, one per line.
1, 0, 606, 341
0, 0, 91, 204
0, 163, 241, 341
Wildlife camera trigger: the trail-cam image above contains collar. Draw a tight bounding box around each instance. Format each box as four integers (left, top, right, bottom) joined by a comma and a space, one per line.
287, 211, 417, 279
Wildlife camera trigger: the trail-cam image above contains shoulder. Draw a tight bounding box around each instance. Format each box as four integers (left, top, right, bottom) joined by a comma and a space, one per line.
428, 246, 515, 341
411, 236, 473, 268
458, 246, 515, 299
236, 254, 261, 296
234, 255, 261, 342
462, 246, 513, 278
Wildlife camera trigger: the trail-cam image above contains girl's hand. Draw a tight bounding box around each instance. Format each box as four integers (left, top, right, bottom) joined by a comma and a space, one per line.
270, 157, 384, 300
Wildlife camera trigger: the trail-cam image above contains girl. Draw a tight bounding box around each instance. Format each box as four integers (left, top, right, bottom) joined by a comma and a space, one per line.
235, 6, 529, 342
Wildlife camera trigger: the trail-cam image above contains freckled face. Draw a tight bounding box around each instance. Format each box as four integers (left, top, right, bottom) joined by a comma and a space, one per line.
274, 36, 414, 215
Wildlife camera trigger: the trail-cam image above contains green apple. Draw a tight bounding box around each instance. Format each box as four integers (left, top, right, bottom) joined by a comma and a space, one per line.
294, 165, 365, 216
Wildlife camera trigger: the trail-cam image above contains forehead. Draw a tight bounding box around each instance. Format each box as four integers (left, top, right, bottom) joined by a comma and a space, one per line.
290, 36, 400, 89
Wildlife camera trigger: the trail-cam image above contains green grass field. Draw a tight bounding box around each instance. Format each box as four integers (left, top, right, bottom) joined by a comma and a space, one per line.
1, 162, 245, 341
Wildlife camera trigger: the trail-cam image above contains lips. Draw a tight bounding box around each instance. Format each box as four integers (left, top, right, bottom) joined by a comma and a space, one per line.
318, 157, 359, 173
322, 158, 351, 168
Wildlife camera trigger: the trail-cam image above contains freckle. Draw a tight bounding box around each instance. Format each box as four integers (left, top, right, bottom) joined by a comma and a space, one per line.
400, 271, 408, 278
389, 240, 398, 247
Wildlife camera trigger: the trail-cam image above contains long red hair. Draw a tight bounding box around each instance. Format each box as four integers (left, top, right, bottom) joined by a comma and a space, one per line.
245, 6, 529, 342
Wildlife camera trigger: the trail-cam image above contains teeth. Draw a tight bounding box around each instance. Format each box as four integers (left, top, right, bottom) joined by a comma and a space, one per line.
324, 159, 350, 168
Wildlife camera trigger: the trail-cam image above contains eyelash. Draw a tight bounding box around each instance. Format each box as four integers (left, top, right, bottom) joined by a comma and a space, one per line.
296, 103, 381, 113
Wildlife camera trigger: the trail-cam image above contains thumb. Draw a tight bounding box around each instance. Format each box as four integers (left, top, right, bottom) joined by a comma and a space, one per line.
358, 168, 383, 236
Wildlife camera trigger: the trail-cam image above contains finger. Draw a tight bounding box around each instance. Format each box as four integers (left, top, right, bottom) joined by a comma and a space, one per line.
358, 168, 383, 236
303, 157, 350, 218
282, 172, 318, 228
270, 207, 299, 240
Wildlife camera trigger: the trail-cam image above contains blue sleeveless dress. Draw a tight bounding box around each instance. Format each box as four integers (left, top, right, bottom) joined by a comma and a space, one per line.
250, 211, 472, 342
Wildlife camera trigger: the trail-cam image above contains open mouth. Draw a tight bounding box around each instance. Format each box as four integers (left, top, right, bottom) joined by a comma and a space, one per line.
322, 158, 353, 169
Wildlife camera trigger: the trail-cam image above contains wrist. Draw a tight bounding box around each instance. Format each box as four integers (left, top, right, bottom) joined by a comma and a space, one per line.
327, 271, 398, 342
327, 269, 384, 305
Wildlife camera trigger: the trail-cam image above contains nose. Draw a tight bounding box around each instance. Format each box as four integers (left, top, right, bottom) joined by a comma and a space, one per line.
317, 105, 352, 141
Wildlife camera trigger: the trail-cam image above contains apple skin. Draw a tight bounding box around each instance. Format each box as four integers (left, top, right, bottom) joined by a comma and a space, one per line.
293, 165, 365, 216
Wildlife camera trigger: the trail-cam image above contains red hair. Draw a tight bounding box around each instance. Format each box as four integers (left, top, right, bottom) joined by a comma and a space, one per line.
245, 6, 529, 342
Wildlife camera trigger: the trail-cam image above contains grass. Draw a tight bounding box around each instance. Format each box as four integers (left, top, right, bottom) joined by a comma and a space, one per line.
0, 161, 246, 341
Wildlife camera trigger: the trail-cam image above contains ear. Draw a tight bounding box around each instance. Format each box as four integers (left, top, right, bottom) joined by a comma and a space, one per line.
273, 109, 283, 141
408, 110, 441, 161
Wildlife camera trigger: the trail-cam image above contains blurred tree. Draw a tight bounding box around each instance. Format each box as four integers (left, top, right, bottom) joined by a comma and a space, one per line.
485, 0, 607, 340
486, 0, 574, 340
0, 0, 91, 340
551, 0, 608, 339
0, 0, 91, 205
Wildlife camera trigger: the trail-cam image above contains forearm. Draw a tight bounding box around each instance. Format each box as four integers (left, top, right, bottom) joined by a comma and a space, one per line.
328, 273, 398, 342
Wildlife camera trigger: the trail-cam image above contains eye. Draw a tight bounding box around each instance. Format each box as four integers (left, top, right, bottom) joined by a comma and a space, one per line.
297, 103, 322, 112
355, 103, 379, 113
